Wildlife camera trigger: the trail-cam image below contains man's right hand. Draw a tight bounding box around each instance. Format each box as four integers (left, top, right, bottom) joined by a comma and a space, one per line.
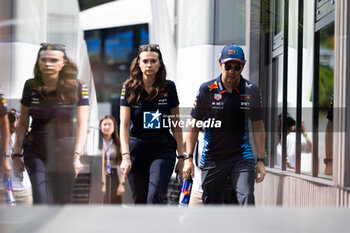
182, 158, 194, 178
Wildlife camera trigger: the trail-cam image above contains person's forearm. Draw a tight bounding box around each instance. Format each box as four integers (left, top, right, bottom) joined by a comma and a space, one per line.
182, 126, 199, 178
119, 106, 132, 175
170, 107, 184, 156
102, 150, 106, 184
120, 123, 130, 154
102, 167, 106, 185
14, 122, 26, 153
119, 172, 126, 184
325, 121, 333, 158
0, 116, 10, 154
185, 126, 199, 155
252, 120, 265, 158
14, 105, 30, 154
74, 106, 89, 154
172, 125, 184, 156
255, 132, 265, 158
120, 106, 131, 155
304, 132, 312, 153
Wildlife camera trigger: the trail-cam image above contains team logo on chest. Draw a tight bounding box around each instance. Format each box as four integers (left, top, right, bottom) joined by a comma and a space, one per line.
240, 94, 251, 110
214, 94, 222, 100
158, 90, 168, 105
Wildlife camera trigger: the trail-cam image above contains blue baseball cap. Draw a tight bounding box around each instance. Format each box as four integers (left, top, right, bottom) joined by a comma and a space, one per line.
219, 44, 246, 64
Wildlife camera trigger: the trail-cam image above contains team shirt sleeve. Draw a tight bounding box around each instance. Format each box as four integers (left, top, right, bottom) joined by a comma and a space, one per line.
20, 80, 33, 107
249, 84, 263, 121
120, 84, 130, 107
190, 84, 207, 120
167, 81, 180, 109
77, 80, 90, 106
0, 94, 7, 117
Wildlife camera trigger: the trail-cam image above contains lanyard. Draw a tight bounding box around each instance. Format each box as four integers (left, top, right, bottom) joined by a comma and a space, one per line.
103, 139, 113, 174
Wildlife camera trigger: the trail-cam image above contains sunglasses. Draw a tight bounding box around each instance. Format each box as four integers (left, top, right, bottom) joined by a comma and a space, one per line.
39, 43, 67, 58
40, 43, 66, 50
138, 44, 160, 50
224, 64, 242, 71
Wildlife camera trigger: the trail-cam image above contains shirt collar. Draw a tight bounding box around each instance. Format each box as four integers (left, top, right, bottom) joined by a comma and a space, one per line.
216, 75, 245, 94
237, 76, 246, 91
216, 75, 226, 94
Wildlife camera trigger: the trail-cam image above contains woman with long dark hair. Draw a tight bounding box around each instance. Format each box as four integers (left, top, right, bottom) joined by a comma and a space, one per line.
12, 43, 90, 204
100, 115, 127, 203
119, 44, 184, 204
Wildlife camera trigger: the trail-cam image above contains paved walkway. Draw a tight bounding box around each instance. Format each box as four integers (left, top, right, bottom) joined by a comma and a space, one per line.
1, 205, 349, 233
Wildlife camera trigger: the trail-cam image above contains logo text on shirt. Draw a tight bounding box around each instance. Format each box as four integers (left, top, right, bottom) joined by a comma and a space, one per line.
143, 110, 161, 129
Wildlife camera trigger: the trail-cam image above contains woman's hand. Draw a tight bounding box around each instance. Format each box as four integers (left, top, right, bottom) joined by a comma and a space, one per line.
101, 184, 106, 195
120, 155, 132, 175
73, 154, 84, 179
116, 183, 125, 196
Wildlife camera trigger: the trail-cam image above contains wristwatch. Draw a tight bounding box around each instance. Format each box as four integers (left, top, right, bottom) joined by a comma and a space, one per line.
257, 158, 265, 164
176, 155, 185, 159
184, 153, 193, 160
12, 153, 23, 157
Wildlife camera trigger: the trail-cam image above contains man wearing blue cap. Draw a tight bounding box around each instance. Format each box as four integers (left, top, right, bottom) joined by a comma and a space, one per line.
183, 44, 266, 205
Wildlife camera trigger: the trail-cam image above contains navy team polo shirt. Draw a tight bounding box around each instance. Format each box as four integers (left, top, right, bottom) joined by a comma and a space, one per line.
0, 95, 7, 117
20, 79, 90, 134
191, 75, 263, 168
120, 80, 179, 137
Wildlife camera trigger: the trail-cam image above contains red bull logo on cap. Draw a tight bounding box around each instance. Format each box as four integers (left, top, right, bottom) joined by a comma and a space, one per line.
228, 49, 238, 55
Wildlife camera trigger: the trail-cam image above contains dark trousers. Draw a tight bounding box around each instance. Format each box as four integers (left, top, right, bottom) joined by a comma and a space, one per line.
201, 159, 256, 205
128, 155, 175, 204
223, 176, 238, 204
25, 157, 74, 204
24, 137, 74, 204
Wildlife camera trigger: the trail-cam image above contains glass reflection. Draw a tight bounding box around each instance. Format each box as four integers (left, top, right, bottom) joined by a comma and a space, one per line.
275, 55, 283, 168
274, 0, 283, 36
85, 24, 149, 102
301, 0, 314, 173
318, 24, 334, 177
0, 0, 99, 206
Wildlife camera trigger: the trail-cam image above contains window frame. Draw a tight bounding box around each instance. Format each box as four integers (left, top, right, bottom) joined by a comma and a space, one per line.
267, 0, 335, 179
312, 0, 335, 178
270, 0, 289, 171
